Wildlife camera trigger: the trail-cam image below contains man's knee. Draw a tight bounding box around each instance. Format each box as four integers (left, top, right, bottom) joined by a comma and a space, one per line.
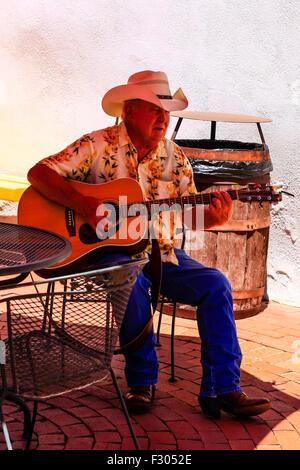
197, 267, 232, 300
213, 269, 232, 293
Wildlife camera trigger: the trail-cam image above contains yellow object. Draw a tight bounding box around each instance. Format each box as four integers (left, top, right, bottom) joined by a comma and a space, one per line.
0, 175, 29, 202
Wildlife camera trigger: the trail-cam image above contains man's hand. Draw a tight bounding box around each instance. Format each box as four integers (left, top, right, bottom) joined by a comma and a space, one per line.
204, 191, 233, 229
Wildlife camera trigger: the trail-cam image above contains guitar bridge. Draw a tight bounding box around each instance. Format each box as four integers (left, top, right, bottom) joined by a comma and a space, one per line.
65, 208, 76, 237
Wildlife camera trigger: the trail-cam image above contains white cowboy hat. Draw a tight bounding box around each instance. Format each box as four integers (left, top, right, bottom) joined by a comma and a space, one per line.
101, 70, 188, 117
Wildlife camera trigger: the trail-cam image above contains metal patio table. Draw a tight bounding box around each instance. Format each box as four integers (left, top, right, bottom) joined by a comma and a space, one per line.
0, 222, 146, 450
0, 221, 72, 288
0, 221, 71, 448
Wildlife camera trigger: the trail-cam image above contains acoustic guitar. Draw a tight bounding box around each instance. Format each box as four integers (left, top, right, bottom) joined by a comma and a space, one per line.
18, 178, 282, 277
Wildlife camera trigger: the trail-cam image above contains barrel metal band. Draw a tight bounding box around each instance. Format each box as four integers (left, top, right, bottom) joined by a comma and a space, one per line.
206, 216, 270, 232
232, 287, 265, 299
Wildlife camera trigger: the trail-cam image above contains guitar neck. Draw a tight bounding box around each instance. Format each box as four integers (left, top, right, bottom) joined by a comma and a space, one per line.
125, 189, 239, 219
145, 189, 238, 209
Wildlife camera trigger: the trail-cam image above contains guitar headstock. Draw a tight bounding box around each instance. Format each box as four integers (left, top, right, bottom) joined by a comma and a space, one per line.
238, 184, 283, 204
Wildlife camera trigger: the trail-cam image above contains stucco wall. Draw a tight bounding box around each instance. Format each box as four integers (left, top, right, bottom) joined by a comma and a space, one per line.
0, 0, 299, 305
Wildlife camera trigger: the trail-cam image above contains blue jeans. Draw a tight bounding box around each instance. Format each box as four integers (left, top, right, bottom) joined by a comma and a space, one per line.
97, 249, 242, 397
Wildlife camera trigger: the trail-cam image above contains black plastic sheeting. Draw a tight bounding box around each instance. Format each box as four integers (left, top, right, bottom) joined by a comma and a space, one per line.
174, 139, 273, 182
189, 158, 273, 180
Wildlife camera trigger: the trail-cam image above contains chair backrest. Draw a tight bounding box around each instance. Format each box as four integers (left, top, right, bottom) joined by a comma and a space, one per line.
0, 260, 147, 399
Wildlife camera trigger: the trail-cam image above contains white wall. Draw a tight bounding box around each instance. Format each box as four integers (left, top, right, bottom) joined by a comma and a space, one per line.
0, 0, 299, 305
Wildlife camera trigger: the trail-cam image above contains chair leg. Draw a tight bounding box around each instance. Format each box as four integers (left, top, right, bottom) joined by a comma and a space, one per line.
5, 392, 32, 440
0, 404, 12, 450
25, 401, 38, 450
169, 301, 177, 383
110, 367, 140, 451
156, 297, 165, 347
0, 393, 36, 450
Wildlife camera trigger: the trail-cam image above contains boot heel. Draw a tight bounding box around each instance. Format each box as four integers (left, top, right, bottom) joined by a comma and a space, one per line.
198, 396, 221, 419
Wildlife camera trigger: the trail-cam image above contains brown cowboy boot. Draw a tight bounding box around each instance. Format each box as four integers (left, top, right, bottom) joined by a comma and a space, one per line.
199, 391, 271, 418
218, 390, 271, 417
125, 385, 156, 414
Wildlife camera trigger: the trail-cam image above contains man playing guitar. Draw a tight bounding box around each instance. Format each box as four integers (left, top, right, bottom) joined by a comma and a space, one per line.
26, 70, 271, 418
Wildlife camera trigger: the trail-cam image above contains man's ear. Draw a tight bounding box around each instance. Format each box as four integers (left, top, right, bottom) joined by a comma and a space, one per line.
124, 102, 134, 120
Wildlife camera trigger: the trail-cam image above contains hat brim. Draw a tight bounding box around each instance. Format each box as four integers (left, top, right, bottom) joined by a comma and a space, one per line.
102, 84, 188, 117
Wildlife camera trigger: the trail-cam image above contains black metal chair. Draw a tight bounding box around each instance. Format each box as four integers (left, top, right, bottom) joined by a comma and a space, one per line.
0, 259, 147, 450
156, 226, 186, 382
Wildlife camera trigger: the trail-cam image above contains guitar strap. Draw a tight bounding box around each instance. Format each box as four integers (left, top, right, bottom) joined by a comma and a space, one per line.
114, 238, 162, 356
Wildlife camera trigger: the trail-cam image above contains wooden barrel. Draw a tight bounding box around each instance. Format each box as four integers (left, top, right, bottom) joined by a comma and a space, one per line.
171, 139, 272, 320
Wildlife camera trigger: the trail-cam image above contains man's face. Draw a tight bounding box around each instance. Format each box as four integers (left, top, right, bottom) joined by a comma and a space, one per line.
126, 100, 170, 149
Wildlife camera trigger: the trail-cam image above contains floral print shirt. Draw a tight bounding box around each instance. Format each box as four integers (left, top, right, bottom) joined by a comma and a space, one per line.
41, 121, 197, 265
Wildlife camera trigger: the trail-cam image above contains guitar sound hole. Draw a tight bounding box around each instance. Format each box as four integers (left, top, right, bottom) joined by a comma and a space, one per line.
79, 224, 101, 244
79, 202, 120, 244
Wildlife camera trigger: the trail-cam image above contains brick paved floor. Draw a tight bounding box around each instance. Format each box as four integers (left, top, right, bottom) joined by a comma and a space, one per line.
1, 300, 300, 451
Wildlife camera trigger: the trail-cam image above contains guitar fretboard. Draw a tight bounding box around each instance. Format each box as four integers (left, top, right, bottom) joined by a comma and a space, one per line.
121, 189, 239, 219
143, 190, 238, 209
108, 184, 278, 219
